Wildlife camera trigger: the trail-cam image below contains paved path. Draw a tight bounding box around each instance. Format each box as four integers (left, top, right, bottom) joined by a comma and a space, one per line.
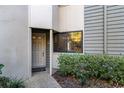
24, 71, 61, 88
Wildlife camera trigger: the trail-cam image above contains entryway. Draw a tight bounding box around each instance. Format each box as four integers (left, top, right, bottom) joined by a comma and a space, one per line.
24, 71, 61, 88
31, 28, 50, 72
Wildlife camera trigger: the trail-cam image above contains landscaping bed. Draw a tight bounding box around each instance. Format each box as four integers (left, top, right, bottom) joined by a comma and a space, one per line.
53, 54, 124, 88
53, 71, 124, 88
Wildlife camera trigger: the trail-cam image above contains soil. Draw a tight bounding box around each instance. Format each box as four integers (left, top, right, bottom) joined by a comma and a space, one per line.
52, 71, 124, 88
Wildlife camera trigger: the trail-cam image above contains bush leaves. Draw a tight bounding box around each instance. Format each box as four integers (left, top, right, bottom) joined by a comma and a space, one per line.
0, 64, 4, 74
58, 54, 124, 85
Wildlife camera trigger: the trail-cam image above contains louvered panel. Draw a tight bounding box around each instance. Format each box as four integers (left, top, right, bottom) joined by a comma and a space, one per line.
84, 33, 103, 37
84, 48, 103, 51
85, 30, 103, 34
107, 29, 124, 33
107, 12, 124, 18
84, 5, 124, 55
107, 20, 124, 25
107, 8, 124, 14
85, 22, 103, 27
85, 5, 103, 11
107, 51, 124, 55
84, 41, 103, 44
107, 48, 124, 51
107, 32, 124, 36
107, 36, 124, 40
107, 5, 124, 11
85, 16, 103, 21
85, 26, 103, 30
85, 19, 103, 24
85, 8, 103, 15
107, 44, 124, 48
85, 5, 97, 8
85, 37, 103, 41
107, 16, 124, 22
85, 45, 103, 48
84, 5, 104, 54
107, 5, 124, 55
84, 50, 104, 54
85, 12, 103, 18
107, 40, 124, 44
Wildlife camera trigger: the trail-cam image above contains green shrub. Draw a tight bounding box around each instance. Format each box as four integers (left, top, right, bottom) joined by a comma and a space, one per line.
0, 76, 25, 88
58, 54, 82, 76
7, 79, 25, 88
0, 64, 25, 88
0, 64, 4, 74
0, 76, 10, 87
58, 54, 124, 85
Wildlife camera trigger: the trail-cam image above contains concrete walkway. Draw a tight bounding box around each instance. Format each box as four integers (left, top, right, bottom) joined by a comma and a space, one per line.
24, 71, 61, 88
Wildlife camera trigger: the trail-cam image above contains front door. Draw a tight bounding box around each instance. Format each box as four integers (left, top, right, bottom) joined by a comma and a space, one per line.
32, 33, 46, 68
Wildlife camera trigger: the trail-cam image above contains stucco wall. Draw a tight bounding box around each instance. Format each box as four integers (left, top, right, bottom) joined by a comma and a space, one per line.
59, 5, 84, 32
52, 53, 60, 69
29, 5, 52, 29
0, 5, 30, 79
52, 5, 59, 31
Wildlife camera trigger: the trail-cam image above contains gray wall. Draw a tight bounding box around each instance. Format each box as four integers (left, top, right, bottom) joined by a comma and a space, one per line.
0, 6, 30, 79
107, 6, 124, 55
84, 5, 104, 54
84, 5, 124, 55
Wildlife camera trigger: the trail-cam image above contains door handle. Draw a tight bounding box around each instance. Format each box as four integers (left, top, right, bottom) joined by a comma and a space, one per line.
43, 52, 44, 56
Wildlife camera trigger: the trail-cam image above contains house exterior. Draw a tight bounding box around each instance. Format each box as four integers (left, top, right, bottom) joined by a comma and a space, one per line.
0, 5, 124, 80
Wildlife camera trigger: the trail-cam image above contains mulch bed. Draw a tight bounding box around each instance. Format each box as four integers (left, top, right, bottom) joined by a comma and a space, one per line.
52, 71, 124, 88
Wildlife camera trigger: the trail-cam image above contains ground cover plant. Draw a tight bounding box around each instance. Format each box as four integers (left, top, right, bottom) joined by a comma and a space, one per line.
0, 64, 25, 88
53, 54, 124, 87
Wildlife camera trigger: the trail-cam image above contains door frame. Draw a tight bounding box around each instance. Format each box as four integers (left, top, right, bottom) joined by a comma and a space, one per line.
28, 27, 53, 77
32, 32, 46, 68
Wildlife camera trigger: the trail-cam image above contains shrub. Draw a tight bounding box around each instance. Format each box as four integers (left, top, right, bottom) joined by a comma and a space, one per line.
0, 64, 4, 74
0, 76, 25, 88
7, 79, 25, 88
0, 64, 25, 88
58, 54, 124, 85
58, 54, 82, 76
0, 76, 10, 87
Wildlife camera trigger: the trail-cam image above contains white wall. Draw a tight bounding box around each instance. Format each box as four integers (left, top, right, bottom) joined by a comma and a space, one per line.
52, 53, 60, 69
52, 5, 59, 31
29, 5, 52, 29
59, 5, 84, 32
0, 6, 30, 79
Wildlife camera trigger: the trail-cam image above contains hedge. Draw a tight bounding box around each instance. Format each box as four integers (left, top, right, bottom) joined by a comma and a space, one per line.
58, 54, 124, 85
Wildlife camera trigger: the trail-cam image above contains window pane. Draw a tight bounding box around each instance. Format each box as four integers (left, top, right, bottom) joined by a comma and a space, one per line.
54, 33, 67, 52
68, 32, 82, 52
53, 31, 83, 53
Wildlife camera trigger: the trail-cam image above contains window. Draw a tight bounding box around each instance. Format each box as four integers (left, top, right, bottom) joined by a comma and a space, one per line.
54, 31, 83, 53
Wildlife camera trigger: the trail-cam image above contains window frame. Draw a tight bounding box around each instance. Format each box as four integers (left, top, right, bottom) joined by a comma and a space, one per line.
53, 30, 83, 53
